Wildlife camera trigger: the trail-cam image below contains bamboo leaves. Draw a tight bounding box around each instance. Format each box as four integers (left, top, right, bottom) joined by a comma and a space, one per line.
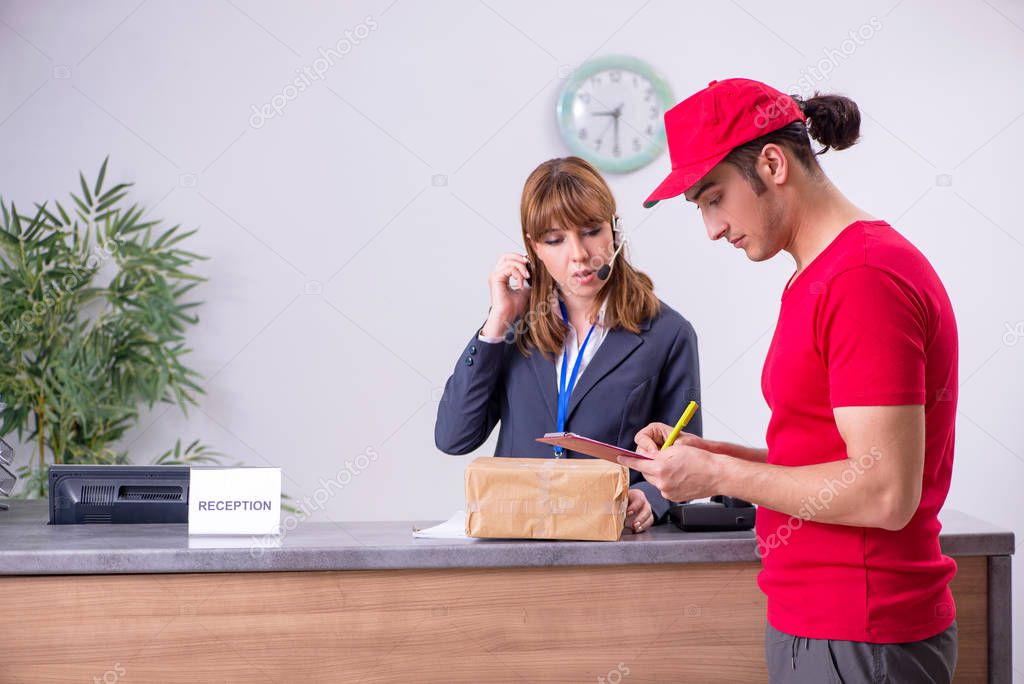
0, 158, 216, 497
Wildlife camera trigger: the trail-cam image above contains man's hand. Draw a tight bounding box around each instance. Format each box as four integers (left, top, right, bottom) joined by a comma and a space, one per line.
624, 488, 654, 534
635, 421, 768, 464
634, 421, 718, 454
633, 421, 672, 452
619, 445, 723, 502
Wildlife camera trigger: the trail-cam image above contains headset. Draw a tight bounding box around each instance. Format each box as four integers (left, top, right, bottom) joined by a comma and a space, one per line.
597, 214, 627, 281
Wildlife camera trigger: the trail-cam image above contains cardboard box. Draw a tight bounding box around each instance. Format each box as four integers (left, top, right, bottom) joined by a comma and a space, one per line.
464, 457, 629, 541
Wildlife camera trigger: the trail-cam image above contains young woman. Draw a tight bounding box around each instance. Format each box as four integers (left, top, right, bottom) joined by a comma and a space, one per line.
435, 156, 701, 533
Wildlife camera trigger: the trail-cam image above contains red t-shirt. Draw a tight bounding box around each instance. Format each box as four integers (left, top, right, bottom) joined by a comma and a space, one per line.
758, 220, 958, 643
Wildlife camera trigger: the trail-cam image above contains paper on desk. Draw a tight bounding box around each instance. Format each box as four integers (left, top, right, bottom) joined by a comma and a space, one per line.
413, 511, 467, 539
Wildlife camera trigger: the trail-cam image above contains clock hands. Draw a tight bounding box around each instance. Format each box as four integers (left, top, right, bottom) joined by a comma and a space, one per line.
590, 102, 624, 156
591, 102, 625, 117
594, 117, 616, 150
613, 108, 621, 156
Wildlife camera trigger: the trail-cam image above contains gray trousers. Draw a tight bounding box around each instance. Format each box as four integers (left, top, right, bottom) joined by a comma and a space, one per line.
765, 620, 958, 683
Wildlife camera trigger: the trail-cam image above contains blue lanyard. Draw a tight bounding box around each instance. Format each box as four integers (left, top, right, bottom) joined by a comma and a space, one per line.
554, 300, 596, 457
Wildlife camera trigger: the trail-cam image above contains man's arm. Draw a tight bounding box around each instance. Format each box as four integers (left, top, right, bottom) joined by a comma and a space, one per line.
634, 423, 768, 463
719, 405, 924, 530
706, 439, 768, 464
622, 404, 925, 531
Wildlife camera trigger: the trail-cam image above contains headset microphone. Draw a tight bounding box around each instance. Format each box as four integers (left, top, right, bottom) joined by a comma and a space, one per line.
597, 215, 626, 281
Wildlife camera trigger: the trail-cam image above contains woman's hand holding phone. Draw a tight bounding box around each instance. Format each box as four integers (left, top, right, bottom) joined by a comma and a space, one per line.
481, 253, 531, 338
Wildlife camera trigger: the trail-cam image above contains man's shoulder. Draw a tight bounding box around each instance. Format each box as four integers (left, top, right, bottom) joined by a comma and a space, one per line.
822, 220, 931, 291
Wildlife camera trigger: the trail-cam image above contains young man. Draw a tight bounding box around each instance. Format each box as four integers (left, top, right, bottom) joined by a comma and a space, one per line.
619, 78, 958, 683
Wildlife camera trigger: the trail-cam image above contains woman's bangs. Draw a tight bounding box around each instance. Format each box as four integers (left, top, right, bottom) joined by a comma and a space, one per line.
525, 181, 609, 241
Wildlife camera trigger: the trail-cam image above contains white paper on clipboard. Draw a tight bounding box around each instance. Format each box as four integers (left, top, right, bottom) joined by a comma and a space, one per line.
535, 432, 654, 464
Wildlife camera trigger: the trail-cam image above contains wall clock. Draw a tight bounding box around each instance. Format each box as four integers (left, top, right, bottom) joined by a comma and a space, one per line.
556, 55, 674, 173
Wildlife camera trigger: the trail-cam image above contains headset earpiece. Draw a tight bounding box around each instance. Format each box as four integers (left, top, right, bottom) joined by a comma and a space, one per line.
598, 215, 626, 281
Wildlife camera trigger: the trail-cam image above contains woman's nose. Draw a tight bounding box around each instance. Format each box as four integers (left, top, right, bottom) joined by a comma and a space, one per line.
567, 233, 589, 261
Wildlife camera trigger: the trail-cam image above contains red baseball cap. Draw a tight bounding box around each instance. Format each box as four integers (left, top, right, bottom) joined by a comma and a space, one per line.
643, 78, 806, 208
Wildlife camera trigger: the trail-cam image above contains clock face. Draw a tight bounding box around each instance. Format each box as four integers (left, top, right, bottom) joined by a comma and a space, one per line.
557, 56, 673, 173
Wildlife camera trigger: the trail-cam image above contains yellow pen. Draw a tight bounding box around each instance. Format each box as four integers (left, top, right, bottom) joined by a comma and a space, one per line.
663, 401, 699, 450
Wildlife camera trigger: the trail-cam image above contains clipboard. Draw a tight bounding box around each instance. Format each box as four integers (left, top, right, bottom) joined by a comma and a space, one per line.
535, 432, 654, 464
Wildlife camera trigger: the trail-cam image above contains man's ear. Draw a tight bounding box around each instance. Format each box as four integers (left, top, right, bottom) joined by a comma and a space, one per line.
760, 143, 789, 187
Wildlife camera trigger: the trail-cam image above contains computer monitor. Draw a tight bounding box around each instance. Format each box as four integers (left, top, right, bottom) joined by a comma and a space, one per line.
49, 465, 190, 524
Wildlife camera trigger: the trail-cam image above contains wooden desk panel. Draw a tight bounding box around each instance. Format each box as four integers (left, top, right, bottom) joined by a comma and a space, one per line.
3, 556, 987, 683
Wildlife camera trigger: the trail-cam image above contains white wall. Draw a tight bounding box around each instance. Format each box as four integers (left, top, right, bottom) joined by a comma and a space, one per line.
2, 0, 1022, 676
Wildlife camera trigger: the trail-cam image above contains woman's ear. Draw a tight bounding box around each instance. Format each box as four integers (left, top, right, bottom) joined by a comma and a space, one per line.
524, 242, 538, 286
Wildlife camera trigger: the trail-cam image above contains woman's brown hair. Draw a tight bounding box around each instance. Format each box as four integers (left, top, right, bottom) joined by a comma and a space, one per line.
514, 156, 660, 359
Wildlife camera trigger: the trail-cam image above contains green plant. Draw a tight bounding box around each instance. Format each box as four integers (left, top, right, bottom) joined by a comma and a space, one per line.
0, 158, 217, 497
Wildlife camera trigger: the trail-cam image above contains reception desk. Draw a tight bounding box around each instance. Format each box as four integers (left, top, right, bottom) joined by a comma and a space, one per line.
0, 501, 1013, 683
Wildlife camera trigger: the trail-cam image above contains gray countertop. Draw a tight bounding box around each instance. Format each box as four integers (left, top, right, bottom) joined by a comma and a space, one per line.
0, 500, 1014, 575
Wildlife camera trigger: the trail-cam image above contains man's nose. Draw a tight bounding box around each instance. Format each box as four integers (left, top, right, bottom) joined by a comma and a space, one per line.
707, 219, 729, 242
